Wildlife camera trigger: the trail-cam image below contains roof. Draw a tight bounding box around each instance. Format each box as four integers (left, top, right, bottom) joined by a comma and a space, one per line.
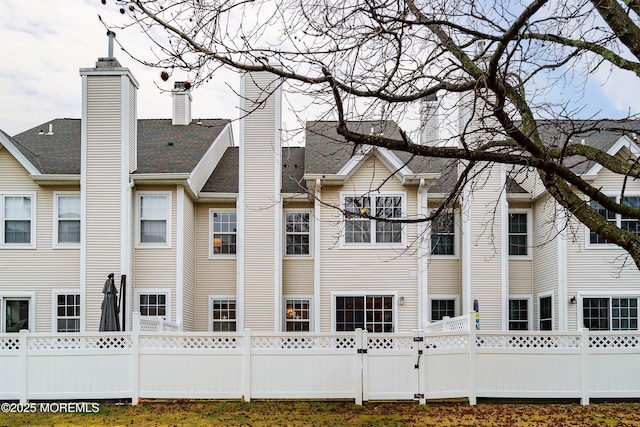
201, 146, 307, 194
304, 120, 449, 175
534, 120, 640, 174
9, 118, 230, 175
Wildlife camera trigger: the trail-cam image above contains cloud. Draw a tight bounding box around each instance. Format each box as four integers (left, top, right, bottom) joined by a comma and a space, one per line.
0, 0, 240, 136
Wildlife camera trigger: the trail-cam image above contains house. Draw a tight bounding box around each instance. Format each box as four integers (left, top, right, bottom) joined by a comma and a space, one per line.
1, 52, 639, 336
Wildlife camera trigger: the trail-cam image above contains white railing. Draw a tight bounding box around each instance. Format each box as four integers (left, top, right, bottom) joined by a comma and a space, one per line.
2, 315, 640, 406
424, 314, 470, 332
138, 317, 180, 332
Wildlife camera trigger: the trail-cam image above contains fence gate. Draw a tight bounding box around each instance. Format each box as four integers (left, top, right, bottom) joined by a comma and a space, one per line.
361, 331, 423, 402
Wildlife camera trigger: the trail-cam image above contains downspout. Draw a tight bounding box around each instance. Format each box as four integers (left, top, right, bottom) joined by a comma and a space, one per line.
417, 179, 428, 329
314, 179, 321, 331
500, 165, 509, 331
557, 206, 568, 331
176, 186, 184, 330
461, 167, 472, 315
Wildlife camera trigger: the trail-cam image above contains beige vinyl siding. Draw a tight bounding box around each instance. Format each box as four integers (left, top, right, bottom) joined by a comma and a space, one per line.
128, 79, 137, 173
0, 151, 80, 331
565, 168, 640, 330
318, 155, 420, 332
509, 260, 532, 294
532, 194, 559, 330
182, 195, 196, 331
241, 72, 280, 330
283, 201, 314, 295
283, 259, 313, 295
467, 164, 504, 330
427, 259, 460, 295
133, 185, 177, 321
194, 202, 237, 331
84, 75, 126, 331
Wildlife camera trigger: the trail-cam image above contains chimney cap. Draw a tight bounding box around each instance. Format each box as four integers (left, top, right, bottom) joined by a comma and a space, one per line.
174, 81, 191, 90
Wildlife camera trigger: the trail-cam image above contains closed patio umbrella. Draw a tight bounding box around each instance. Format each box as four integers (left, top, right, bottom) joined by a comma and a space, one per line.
99, 273, 121, 332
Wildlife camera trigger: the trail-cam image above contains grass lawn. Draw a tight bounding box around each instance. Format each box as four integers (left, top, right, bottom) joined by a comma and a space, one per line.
1, 400, 640, 426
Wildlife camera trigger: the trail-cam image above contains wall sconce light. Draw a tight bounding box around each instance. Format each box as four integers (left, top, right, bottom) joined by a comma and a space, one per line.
569, 296, 577, 304
399, 296, 405, 305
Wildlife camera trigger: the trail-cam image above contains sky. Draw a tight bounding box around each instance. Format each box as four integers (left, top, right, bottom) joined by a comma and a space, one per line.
2, 0, 640, 140
0, 0, 240, 137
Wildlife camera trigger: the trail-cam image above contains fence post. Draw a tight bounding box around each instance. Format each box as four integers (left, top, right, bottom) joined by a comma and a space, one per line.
414, 329, 426, 404
580, 328, 590, 406
354, 329, 364, 405
243, 329, 252, 402
442, 316, 451, 332
468, 316, 477, 405
131, 312, 140, 405
19, 329, 28, 404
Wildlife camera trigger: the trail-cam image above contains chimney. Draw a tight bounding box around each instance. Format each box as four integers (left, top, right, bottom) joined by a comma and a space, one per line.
172, 81, 192, 125
420, 93, 439, 145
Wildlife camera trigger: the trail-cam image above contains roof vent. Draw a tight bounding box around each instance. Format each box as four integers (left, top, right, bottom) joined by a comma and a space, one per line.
46, 124, 54, 135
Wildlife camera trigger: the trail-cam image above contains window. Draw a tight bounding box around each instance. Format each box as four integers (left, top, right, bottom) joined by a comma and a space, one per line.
430, 299, 455, 321
431, 211, 455, 255
138, 194, 170, 246
508, 299, 529, 331
589, 196, 640, 244
1, 194, 35, 246
285, 298, 311, 331
211, 211, 237, 256
55, 195, 80, 245
508, 212, 529, 256
344, 194, 403, 245
285, 212, 310, 255
136, 291, 170, 320
335, 295, 394, 332
209, 298, 236, 331
539, 295, 552, 331
55, 292, 80, 332
621, 197, 640, 237
1, 296, 33, 333
583, 297, 638, 331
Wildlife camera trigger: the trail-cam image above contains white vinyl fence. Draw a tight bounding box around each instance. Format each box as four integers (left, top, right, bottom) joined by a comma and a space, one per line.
1, 314, 639, 406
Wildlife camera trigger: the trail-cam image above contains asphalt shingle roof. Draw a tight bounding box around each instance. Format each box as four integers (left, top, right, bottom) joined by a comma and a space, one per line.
201, 146, 307, 194
304, 120, 452, 175
10, 118, 230, 175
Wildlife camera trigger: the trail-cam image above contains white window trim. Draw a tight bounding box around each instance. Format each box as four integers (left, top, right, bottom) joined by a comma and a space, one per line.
577, 291, 640, 331
429, 209, 460, 259
208, 295, 237, 332
508, 294, 533, 331
53, 192, 81, 249
209, 208, 237, 259
51, 289, 81, 333
0, 291, 36, 333
584, 194, 640, 249
508, 208, 532, 259
134, 288, 171, 321
339, 191, 407, 248
537, 290, 554, 331
427, 294, 459, 322
0, 191, 36, 249
330, 291, 398, 333
283, 209, 313, 258
283, 295, 313, 331
135, 192, 172, 248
